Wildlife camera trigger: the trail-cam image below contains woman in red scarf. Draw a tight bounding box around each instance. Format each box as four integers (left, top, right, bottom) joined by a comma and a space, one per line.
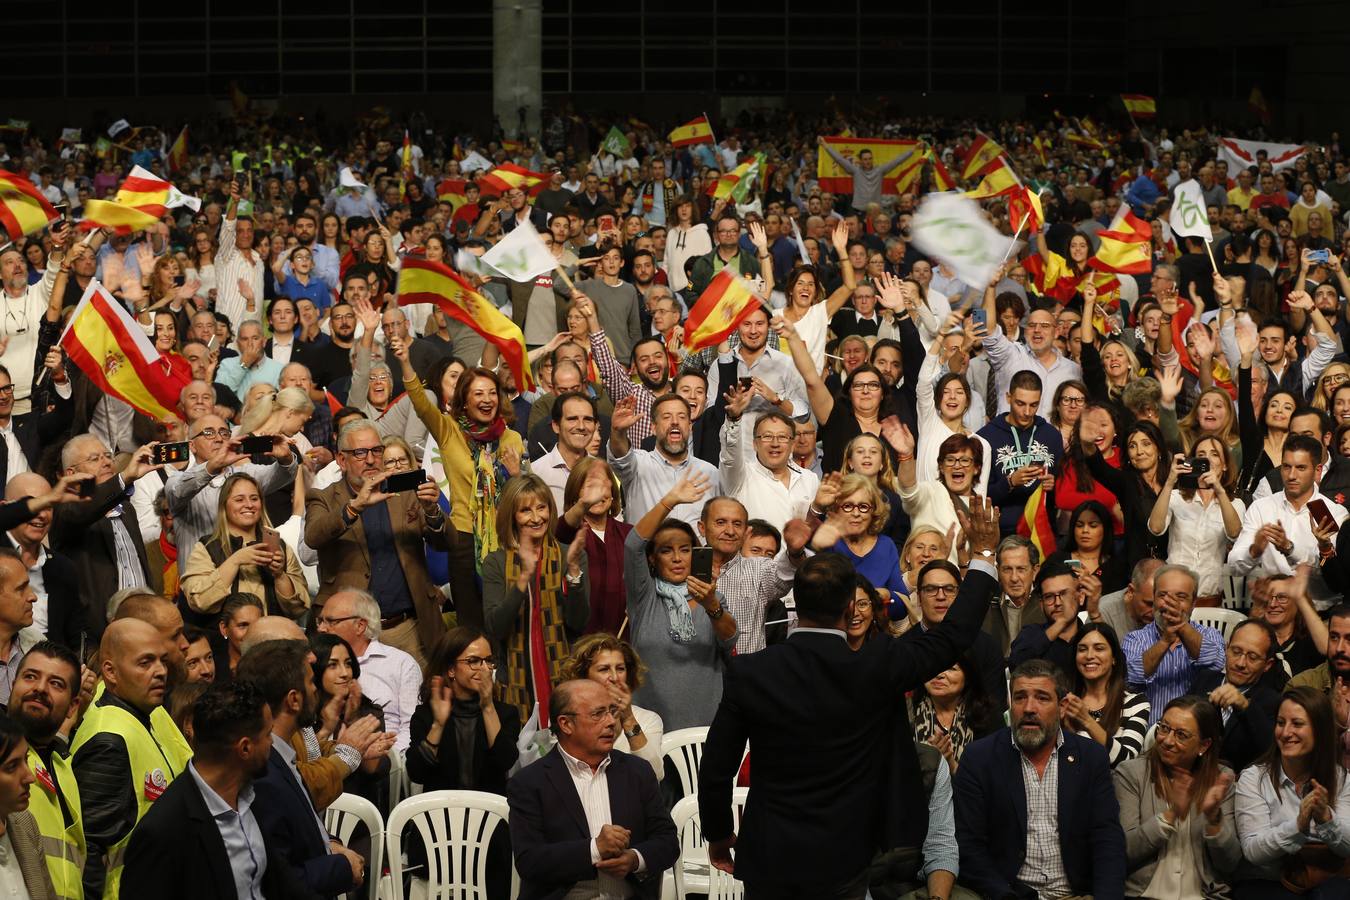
555, 457, 631, 636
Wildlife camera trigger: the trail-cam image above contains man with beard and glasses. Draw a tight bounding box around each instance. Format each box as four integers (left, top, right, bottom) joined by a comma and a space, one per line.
122, 680, 301, 900
574, 292, 669, 446
244, 640, 363, 898
12, 641, 86, 900
72, 618, 192, 899
609, 392, 719, 529
953, 658, 1125, 900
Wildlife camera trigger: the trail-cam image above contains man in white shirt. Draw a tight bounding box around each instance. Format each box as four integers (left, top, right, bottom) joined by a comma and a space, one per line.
705, 306, 809, 426
0, 365, 30, 485
1228, 435, 1349, 608
0, 231, 66, 425
720, 399, 819, 531
215, 180, 265, 328
980, 280, 1083, 418
534, 392, 598, 510
315, 588, 421, 754
610, 393, 720, 529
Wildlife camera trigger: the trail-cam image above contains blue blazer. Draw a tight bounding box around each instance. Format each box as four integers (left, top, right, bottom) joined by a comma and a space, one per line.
507, 748, 678, 900
252, 745, 355, 900
953, 727, 1125, 900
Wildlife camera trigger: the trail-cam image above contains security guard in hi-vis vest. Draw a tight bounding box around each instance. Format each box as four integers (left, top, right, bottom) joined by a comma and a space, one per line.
11, 641, 88, 900
70, 620, 191, 900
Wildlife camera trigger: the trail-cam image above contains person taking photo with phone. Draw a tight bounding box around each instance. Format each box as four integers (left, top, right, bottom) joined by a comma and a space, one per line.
1148, 441, 1245, 607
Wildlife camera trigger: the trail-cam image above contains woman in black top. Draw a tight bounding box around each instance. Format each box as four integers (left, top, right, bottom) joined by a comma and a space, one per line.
1044, 499, 1128, 594
1084, 419, 1172, 571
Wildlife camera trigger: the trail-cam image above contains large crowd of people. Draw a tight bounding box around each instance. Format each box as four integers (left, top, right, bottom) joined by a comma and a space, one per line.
0, 104, 1345, 899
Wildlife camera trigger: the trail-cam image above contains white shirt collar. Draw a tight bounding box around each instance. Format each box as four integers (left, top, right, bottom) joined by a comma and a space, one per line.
557, 742, 610, 778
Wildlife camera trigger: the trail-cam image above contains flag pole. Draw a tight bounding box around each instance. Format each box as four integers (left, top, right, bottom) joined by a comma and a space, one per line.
1000, 212, 1031, 266
1204, 239, 1219, 275
554, 264, 575, 293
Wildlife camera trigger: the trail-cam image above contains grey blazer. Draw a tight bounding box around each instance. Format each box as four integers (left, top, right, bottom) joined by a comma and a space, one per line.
1113, 755, 1243, 899
6, 811, 56, 900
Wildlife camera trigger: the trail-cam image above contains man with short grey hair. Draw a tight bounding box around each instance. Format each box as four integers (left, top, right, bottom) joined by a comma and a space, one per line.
316, 587, 421, 752
1121, 563, 1226, 724
1093, 557, 1163, 642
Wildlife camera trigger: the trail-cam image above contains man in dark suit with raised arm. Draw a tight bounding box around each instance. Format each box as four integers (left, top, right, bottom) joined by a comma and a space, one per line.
508, 679, 678, 900
698, 496, 1002, 900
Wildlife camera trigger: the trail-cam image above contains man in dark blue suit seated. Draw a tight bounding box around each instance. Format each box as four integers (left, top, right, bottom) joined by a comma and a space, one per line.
508, 679, 678, 900
241, 640, 364, 900
953, 658, 1126, 900
698, 496, 1002, 900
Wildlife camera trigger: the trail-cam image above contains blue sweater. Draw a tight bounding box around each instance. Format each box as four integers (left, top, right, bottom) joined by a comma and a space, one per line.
831, 535, 906, 617
976, 413, 1064, 536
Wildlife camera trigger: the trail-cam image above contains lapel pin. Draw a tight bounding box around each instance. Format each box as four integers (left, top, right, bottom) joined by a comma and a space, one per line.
1066, 755, 1075, 763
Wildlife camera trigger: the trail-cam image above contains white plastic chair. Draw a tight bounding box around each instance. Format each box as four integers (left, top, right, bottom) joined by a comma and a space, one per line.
660, 727, 709, 798
324, 792, 386, 900
670, 789, 750, 899
384, 790, 517, 900
388, 747, 415, 807
1141, 722, 1157, 753
1190, 607, 1248, 642
1222, 573, 1251, 611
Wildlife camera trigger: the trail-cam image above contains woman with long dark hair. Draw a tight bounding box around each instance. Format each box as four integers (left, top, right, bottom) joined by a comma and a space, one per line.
1044, 500, 1127, 594
1064, 622, 1150, 766
1082, 418, 1172, 570
1114, 695, 1240, 898
1235, 687, 1350, 897
909, 652, 1001, 775
309, 633, 388, 803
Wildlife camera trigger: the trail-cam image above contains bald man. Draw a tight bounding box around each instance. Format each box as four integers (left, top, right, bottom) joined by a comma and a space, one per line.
71, 619, 193, 899
238, 613, 391, 809
113, 594, 190, 687
5, 472, 83, 647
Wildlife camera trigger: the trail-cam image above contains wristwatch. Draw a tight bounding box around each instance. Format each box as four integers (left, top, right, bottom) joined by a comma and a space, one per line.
624, 723, 643, 739
977, 549, 994, 560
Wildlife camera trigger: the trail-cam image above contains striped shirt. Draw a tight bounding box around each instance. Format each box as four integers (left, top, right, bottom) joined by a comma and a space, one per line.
1079, 689, 1151, 768
1016, 727, 1072, 899
714, 551, 796, 655
215, 217, 265, 329
590, 328, 658, 446
1122, 622, 1226, 725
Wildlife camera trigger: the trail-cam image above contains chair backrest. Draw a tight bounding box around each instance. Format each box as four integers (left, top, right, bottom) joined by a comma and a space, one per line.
388, 746, 414, 807
661, 726, 710, 799
384, 790, 518, 900
671, 789, 749, 900
324, 792, 385, 900
1190, 607, 1248, 642
1222, 573, 1251, 611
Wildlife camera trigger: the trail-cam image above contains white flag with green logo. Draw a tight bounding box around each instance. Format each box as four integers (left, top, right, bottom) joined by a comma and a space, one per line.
600, 126, 631, 159
1169, 179, 1213, 241
481, 220, 557, 282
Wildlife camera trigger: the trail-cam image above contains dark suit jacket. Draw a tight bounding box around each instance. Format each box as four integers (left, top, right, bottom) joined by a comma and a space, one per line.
122, 767, 317, 900
507, 748, 678, 900
49, 475, 149, 643
41, 550, 84, 651
697, 565, 998, 892
1191, 668, 1281, 773
953, 728, 1125, 900
253, 745, 354, 899
304, 477, 451, 653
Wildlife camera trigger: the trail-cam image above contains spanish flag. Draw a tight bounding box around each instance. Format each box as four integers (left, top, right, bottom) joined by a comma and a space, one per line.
436, 178, 470, 212
682, 270, 762, 353
668, 115, 714, 148
928, 150, 956, 192
1022, 251, 1087, 303
1120, 94, 1157, 119
711, 154, 762, 202
1015, 483, 1056, 560
500, 138, 526, 156
1089, 209, 1152, 275
961, 132, 1005, 181
61, 281, 192, 420
1065, 132, 1106, 152
167, 126, 189, 173
892, 153, 926, 195
1032, 135, 1049, 166
397, 257, 534, 391
0, 170, 58, 240
1007, 184, 1045, 234
81, 166, 201, 235
963, 158, 1018, 200
477, 162, 547, 198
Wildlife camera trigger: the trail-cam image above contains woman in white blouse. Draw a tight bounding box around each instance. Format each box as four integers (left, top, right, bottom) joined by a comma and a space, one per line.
1147, 439, 1245, 607
662, 196, 711, 293
560, 633, 665, 782
1235, 686, 1350, 897
1113, 695, 1241, 899
915, 312, 992, 494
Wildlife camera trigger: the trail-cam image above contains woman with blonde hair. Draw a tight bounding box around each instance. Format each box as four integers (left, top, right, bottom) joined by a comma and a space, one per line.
1180, 385, 1242, 467
180, 472, 308, 619
811, 472, 905, 610
481, 474, 589, 722
894, 526, 949, 628
1313, 361, 1350, 413
560, 633, 664, 779
239, 386, 314, 440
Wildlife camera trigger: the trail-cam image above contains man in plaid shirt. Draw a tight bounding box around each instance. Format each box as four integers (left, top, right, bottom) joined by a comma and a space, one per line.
574, 292, 672, 447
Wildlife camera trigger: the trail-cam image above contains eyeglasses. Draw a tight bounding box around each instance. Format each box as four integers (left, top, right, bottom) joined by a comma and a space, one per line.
80, 451, 114, 466
342, 446, 385, 460
1228, 647, 1267, 665
1154, 721, 1195, 743
192, 428, 229, 440
919, 584, 958, 598
1326, 373, 1350, 386
755, 433, 792, 445
853, 598, 873, 611
836, 502, 874, 515
850, 381, 883, 393
456, 655, 497, 670
1041, 588, 1074, 604
941, 456, 975, 468
331, 313, 356, 322
564, 705, 620, 722
1266, 593, 1294, 606
1060, 395, 1086, 406
316, 614, 361, 627
368, 373, 393, 384
1025, 321, 1055, 331
0, 385, 13, 396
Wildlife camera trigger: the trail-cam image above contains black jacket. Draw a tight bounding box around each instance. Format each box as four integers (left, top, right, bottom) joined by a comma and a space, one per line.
405, 700, 521, 794
1191, 668, 1282, 773
122, 765, 318, 900
697, 564, 997, 893
508, 748, 677, 900
40, 549, 84, 652
253, 744, 356, 899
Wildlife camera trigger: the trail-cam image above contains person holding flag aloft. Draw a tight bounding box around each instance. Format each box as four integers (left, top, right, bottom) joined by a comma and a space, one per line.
817, 136, 922, 215
0, 216, 70, 431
